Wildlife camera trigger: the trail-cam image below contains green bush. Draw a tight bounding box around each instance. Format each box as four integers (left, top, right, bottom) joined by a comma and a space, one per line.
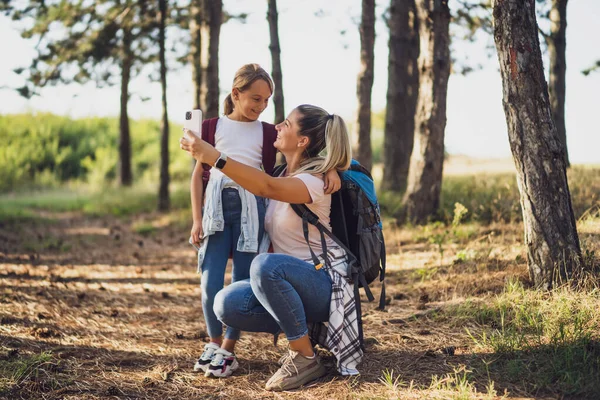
378, 168, 600, 224
0, 113, 190, 191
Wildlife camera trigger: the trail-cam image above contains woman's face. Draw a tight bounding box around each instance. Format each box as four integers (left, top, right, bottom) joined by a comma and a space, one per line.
274, 109, 307, 152
231, 79, 272, 122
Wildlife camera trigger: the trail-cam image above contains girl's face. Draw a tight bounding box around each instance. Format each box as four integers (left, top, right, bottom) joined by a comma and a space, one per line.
274, 109, 308, 152
231, 79, 272, 122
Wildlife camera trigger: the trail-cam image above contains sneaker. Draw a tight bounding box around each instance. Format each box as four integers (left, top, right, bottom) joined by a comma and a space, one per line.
193, 342, 220, 372
205, 348, 239, 378
265, 350, 327, 391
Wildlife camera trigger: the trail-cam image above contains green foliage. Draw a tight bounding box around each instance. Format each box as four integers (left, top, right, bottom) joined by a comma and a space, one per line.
0, 113, 191, 191
0, 184, 192, 223
379, 168, 600, 224
428, 366, 500, 400
378, 369, 406, 391
0, 351, 58, 392
452, 280, 600, 396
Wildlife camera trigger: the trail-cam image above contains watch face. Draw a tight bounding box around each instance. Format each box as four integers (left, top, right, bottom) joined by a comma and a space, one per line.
215, 158, 226, 169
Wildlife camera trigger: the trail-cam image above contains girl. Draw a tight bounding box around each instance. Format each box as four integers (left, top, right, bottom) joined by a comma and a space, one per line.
189, 64, 340, 378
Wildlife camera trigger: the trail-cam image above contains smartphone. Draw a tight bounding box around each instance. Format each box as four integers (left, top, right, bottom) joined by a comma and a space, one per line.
184, 109, 203, 138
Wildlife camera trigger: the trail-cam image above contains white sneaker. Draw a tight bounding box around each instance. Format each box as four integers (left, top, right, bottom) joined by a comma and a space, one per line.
205, 348, 239, 378
193, 342, 220, 372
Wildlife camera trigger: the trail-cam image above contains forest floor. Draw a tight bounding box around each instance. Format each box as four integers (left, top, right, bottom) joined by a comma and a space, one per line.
1, 161, 599, 400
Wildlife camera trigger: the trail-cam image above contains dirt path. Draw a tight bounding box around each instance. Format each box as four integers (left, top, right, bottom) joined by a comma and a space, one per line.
1, 212, 533, 399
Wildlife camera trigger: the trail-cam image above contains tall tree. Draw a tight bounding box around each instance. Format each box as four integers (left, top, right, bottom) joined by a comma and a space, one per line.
158, 0, 170, 211
454, 1, 572, 167
382, 0, 419, 193
267, 0, 285, 124
493, 0, 584, 288
119, 24, 134, 187
353, 0, 376, 172
190, 0, 203, 110
190, 0, 222, 118
5, 0, 158, 187
201, 0, 222, 119
546, 0, 569, 167
402, 0, 451, 223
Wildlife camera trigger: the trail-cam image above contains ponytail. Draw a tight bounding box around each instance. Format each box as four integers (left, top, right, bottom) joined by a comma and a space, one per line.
291, 105, 352, 176
223, 94, 234, 116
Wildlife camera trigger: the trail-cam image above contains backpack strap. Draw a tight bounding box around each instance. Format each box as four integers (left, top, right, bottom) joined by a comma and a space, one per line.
201, 118, 219, 190
290, 203, 376, 301
378, 241, 386, 310
261, 122, 277, 175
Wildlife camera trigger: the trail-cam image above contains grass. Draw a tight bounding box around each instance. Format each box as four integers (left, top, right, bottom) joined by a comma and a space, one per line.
0, 183, 193, 224
439, 279, 600, 396
0, 350, 66, 395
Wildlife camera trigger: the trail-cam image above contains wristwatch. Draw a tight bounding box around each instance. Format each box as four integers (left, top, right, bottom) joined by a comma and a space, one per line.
213, 152, 228, 170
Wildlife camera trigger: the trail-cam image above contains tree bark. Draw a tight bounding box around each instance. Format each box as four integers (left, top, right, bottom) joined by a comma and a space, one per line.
547, 0, 569, 167
158, 0, 170, 211
402, 0, 450, 223
492, 0, 583, 289
201, 0, 222, 119
382, 0, 419, 193
119, 26, 133, 187
353, 0, 375, 172
267, 0, 285, 124
190, 0, 202, 110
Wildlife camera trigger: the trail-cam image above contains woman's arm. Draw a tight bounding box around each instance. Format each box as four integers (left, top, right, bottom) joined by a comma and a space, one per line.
180, 130, 313, 204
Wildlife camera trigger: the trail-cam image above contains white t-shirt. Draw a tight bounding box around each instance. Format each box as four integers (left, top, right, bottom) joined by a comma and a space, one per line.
264, 173, 337, 261
214, 116, 263, 170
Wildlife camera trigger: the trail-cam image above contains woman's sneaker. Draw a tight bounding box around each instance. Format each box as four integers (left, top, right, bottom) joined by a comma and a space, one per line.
193, 342, 220, 373
266, 350, 327, 391
205, 348, 239, 378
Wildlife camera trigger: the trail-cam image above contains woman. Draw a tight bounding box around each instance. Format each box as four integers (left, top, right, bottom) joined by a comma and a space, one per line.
180, 104, 361, 391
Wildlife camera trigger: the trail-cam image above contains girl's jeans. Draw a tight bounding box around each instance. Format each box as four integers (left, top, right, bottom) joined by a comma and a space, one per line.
201, 188, 265, 340
214, 253, 332, 341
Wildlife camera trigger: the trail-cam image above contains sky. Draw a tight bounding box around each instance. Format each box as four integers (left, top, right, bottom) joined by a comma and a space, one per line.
1, 0, 599, 163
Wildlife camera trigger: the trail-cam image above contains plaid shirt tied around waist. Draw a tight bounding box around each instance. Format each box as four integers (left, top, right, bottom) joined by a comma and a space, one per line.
307, 247, 362, 376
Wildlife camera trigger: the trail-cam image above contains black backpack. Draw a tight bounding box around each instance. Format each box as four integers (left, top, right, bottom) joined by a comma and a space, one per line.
272, 160, 387, 314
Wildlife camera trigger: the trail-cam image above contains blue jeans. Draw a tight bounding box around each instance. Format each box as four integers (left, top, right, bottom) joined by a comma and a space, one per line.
201, 188, 265, 340
214, 253, 332, 341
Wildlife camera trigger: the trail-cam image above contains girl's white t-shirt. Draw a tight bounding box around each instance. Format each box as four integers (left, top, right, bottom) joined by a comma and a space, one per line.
214, 116, 263, 170
264, 173, 337, 261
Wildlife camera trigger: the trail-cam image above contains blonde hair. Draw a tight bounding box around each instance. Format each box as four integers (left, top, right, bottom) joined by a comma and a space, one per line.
291, 104, 352, 176
224, 64, 274, 115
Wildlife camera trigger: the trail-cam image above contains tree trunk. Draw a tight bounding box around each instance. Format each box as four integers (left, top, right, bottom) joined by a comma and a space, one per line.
548, 0, 569, 167
382, 0, 419, 193
267, 0, 285, 124
201, 0, 222, 119
119, 26, 133, 187
190, 0, 202, 110
158, 0, 170, 211
492, 0, 583, 289
353, 0, 375, 172
402, 0, 450, 223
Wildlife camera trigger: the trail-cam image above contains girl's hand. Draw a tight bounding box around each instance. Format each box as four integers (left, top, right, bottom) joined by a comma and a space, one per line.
179, 129, 217, 163
190, 220, 203, 247
324, 169, 342, 194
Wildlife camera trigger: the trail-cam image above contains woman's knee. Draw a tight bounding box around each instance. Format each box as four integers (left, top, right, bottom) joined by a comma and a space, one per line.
250, 253, 280, 282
